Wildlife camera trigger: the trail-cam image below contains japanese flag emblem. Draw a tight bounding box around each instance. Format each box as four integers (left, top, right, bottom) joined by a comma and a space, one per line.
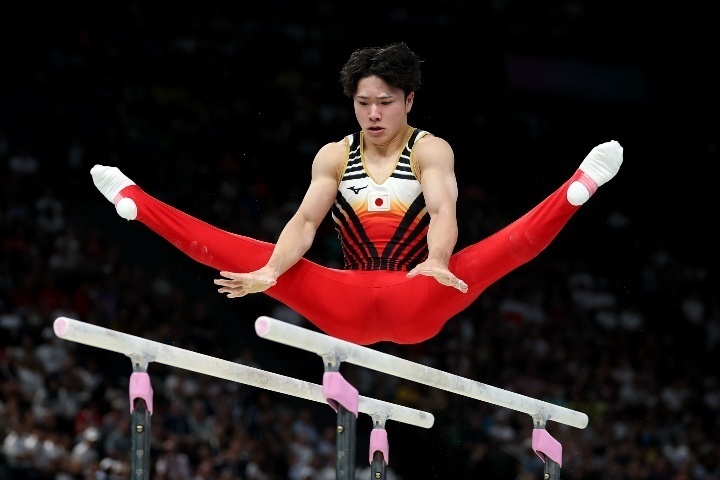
368, 193, 390, 212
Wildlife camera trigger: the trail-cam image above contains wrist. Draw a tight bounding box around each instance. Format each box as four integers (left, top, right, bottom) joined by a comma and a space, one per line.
425, 254, 450, 266
265, 263, 280, 279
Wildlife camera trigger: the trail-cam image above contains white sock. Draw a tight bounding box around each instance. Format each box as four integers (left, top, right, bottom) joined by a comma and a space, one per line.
567, 140, 623, 206
90, 165, 138, 220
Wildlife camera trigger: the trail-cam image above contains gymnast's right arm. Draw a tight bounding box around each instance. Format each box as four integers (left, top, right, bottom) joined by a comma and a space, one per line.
213, 141, 343, 298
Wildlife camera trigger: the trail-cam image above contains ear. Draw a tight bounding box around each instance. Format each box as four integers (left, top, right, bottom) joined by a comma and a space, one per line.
405, 92, 414, 113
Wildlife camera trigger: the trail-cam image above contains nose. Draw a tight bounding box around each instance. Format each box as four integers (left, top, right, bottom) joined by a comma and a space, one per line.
369, 103, 381, 120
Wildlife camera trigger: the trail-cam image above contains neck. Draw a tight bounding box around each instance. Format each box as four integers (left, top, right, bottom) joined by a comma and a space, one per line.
365, 125, 412, 153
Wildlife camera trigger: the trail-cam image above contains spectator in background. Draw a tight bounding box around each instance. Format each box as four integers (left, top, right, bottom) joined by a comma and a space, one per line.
155, 435, 193, 480
68, 426, 101, 471
1, 409, 41, 479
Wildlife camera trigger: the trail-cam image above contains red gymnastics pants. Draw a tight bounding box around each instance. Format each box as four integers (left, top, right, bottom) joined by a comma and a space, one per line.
114, 173, 582, 345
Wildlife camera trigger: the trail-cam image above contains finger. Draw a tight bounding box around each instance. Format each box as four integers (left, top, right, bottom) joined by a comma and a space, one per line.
409, 269, 439, 280
453, 278, 468, 293
219, 271, 253, 281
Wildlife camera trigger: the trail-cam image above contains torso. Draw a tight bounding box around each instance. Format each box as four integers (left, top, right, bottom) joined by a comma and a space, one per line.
331, 128, 431, 270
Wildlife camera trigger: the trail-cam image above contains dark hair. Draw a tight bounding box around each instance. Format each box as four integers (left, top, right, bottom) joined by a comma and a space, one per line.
339, 42, 422, 98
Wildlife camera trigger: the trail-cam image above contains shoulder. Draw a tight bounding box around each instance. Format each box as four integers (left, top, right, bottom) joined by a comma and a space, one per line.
414, 131, 453, 153
315, 137, 350, 163
413, 132, 455, 169
312, 138, 350, 180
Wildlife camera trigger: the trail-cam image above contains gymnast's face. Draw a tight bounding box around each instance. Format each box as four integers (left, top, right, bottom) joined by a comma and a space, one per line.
353, 75, 414, 144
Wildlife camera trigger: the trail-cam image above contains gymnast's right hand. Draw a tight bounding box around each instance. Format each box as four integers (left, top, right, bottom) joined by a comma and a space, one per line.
214, 267, 278, 298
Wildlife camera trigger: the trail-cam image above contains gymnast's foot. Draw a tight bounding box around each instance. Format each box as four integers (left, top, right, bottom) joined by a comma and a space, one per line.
90, 165, 138, 220
567, 140, 623, 206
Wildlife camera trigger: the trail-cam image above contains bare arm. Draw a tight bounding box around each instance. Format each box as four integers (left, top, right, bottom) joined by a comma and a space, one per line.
214, 141, 343, 297
406, 135, 468, 292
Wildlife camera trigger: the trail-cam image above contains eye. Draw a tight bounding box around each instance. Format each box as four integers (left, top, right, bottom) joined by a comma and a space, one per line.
381, 101, 392, 105
358, 101, 368, 106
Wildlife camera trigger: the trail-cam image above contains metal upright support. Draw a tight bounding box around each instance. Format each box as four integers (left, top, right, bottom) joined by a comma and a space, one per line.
129, 358, 153, 480
369, 414, 390, 479
321, 353, 359, 480
532, 413, 563, 480
336, 404, 357, 479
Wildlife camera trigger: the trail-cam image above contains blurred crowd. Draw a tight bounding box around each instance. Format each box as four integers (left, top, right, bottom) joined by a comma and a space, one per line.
2, 2, 718, 479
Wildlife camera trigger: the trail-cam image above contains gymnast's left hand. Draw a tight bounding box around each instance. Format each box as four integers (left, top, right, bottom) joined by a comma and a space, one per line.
406, 259, 468, 293
214, 268, 278, 298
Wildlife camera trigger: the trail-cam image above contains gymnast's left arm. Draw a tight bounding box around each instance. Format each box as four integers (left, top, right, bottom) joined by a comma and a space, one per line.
406, 136, 468, 293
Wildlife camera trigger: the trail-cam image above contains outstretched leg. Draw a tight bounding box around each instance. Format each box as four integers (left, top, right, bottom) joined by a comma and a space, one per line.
409, 140, 624, 329
90, 166, 391, 344
91, 165, 273, 271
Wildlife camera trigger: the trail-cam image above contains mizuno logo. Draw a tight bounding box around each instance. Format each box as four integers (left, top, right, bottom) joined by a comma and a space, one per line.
348, 185, 368, 194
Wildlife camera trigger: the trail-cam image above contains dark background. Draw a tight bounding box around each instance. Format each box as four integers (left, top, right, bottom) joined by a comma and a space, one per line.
1, 1, 718, 479
2, 1, 717, 256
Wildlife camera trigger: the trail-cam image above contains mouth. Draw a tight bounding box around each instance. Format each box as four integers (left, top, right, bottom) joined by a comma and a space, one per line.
367, 126, 384, 133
